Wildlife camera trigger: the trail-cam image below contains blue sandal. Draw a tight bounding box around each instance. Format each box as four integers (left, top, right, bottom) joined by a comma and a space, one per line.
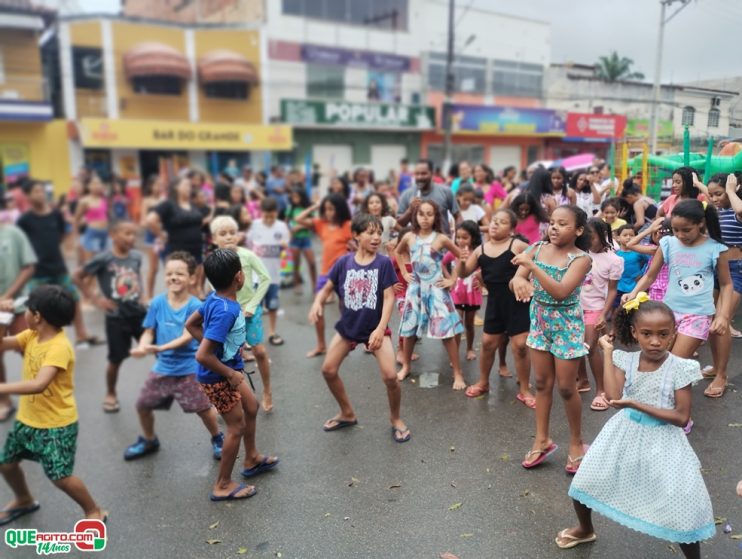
241, 456, 280, 478
209, 483, 256, 502
0, 501, 40, 526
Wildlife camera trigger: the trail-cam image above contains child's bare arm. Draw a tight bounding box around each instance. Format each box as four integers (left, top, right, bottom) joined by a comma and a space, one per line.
367, 286, 395, 352
437, 235, 461, 259
625, 251, 664, 301
598, 335, 625, 400
0, 336, 21, 353
458, 246, 481, 278
156, 329, 194, 352
0, 264, 34, 301
308, 280, 335, 324
513, 249, 590, 302
131, 327, 156, 357
612, 386, 691, 428
185, 310, 204, 342
195, 340, 243, 386
0, 365, 58, 395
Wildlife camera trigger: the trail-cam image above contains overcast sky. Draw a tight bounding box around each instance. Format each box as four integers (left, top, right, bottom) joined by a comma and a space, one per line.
65, 0, 738, 84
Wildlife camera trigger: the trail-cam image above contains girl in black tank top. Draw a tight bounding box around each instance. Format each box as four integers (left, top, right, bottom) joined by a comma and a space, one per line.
457, 209, 535, 408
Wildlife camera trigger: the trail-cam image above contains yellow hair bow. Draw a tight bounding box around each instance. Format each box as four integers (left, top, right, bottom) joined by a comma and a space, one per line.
623, 291, 649, 311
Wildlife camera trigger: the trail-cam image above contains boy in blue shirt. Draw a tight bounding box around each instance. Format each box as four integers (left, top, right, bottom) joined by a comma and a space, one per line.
186, 249, 279, 501
125, 252, 223, 461
615, 225, 649, 304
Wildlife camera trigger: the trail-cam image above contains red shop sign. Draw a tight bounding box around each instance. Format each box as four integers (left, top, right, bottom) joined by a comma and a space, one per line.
566, 113, 627, 139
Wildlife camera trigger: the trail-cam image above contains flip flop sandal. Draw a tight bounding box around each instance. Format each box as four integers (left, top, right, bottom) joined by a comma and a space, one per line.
521, 442, 558, 469
102, 400, 120, 413
555, 529, 597, 549
590, 395, 609, 411
701, 365, 716, 379
516, 393, 536, 409
268, 334, 284, 346
323, 418, 358, 432
209, 483, 257, 502
704, 385, 727, 398
241, 456, 280, 478
0, 501, 40, 526
464, 385, 489, 398
577, 386, 591, 393
392, 427, 411, 443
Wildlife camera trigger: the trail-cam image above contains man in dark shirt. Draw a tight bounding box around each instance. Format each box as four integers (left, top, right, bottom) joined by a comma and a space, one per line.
18, 180, 99, 348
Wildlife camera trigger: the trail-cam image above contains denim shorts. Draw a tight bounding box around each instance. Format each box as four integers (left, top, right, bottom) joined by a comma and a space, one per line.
290, 236, 312, 250
81, 227, 109, 253
262, 283, 280, 311
729, 259, 742, 294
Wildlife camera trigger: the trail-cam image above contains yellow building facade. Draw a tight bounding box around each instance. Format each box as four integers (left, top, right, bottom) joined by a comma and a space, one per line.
60, 16, 291, 184
0, 10, 71, 194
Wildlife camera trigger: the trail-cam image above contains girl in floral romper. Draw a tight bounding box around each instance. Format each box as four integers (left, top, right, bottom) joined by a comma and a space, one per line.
511, 205, 592, 474
396, 200, 465, 389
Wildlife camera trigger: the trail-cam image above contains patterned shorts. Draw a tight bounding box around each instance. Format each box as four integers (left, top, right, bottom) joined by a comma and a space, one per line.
526, 302, 588, 360
0, 421, 78, 481
200, 380, 242, 415
673, 312, 712, 341
136, 372, 211, 413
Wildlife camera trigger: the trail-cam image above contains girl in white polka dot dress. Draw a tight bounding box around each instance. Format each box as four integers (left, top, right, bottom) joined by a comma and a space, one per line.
555, 296, 714, 558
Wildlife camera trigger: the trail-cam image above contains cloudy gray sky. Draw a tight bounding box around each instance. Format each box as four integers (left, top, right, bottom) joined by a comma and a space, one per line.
65, 0, 738, 84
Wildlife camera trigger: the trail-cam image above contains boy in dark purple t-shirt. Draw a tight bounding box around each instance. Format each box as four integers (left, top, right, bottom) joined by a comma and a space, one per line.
309, 214, 410, 443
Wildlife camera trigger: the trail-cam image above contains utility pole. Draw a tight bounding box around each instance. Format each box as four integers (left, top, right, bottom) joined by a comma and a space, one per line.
442, 0, 455, 174
649, 0, 690, 155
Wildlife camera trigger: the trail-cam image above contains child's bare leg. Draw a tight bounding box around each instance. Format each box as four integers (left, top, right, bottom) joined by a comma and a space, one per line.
555, 357, 585, 462
707, 329, 730, 394
678, 543, 700, 559
464, 310, 476, 360
671, 334, 703, 359
252, 343, 272, 411
498, 335, 512, 377
304, 248, 317, 291
146, 247, 158, 299
196, 406, 220, 437
104, 362, 121, 406
211, 402, 254, 499
137, 408, 156, 440
73, 300, 92, 342
307, 315, 327, 357
267, 310, 278, 338
555, 499, 595, 547
291, 247, 302, 289
396, 336, 416, 381
237, 380, 274, 471
52, 476, 105, 519
512, 333, 534, 400
475, 333, 498, 390
0, 463, 35, 521
320, 335, 356, 428
375, 337, 409, 439
442, 337, 465, 390
524, 349, 555, 465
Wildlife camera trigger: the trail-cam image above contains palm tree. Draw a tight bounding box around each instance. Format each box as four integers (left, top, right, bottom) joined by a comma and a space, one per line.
595, 51, 645, 82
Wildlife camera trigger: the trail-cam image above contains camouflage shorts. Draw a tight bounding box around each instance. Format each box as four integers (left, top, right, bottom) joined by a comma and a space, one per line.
0, 421, 78, 481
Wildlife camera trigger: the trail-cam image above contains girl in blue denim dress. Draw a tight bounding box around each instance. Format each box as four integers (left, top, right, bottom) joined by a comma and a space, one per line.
510, 205, 592, 474
556, 299, 714, 558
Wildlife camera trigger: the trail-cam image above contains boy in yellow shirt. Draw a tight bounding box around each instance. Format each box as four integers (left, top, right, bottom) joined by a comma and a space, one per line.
0, 285, 106, 525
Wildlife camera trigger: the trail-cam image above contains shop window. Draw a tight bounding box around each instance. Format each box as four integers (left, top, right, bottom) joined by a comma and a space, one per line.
708, 108, 720, 128
367, 71, 400, 102
427, 144, 484, 168
204, 82, 249, 100
283, 0, 408, 30
681, 106, 695, 126
132, 75, 182, 96
427, 53, 486, 94
72, 47, 103, 90
306, 64, 344, 99
492, 60, 543, 98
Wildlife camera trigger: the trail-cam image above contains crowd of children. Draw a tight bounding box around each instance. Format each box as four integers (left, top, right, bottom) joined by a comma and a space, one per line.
0, 160, 740, 557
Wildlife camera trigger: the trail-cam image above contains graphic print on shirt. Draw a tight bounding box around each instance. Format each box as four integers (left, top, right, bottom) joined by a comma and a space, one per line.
343, 268, 379, 311
678, 274, 704, 295
109, 263, 141, 302
221, 313, 246, 364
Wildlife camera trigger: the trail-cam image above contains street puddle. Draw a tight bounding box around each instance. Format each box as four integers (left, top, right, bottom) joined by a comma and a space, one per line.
419, 372, 440, 388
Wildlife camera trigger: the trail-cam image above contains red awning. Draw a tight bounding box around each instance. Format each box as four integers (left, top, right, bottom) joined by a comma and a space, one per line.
123, 42, 191, 80
198, 49, 258, 84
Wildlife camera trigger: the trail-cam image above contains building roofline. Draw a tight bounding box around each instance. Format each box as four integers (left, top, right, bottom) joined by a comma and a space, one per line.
58, 13, 261, 30
427, 0, 549, 26
677, 85, 739, 97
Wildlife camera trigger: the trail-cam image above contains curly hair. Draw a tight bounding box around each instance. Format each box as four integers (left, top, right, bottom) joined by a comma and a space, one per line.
361, 192, 391, 217
411, 199, 443, 233
613, 300, 675, 347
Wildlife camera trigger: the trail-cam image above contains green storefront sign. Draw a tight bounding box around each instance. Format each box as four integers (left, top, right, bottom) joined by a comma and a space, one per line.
281, 99, 435, 129
626, 118, 674, 139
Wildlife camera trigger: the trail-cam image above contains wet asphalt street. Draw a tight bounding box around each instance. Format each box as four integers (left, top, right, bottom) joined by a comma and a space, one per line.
1, 284, 741, 559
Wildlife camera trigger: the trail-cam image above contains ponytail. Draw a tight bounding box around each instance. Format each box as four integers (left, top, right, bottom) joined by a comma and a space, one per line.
671, 199, 723, 244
